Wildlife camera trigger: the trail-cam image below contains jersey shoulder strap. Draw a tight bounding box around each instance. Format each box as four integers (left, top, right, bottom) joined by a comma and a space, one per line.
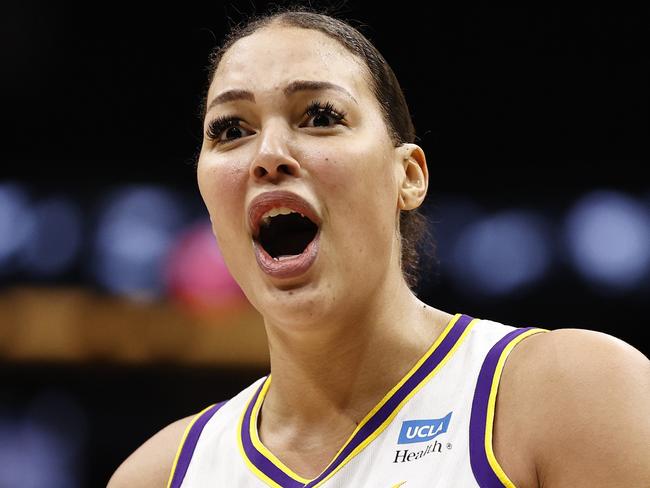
469, 323, 549, 487
166, 400, 229, 488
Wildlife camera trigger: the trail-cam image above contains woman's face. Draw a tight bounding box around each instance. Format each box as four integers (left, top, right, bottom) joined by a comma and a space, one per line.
197, 25, 408, 327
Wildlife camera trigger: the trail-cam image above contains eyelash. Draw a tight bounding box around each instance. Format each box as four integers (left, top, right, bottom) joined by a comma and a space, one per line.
205, 100, 347, 143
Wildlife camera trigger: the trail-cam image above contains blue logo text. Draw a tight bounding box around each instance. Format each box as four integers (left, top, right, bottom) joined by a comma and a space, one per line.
397, 412, 452, 444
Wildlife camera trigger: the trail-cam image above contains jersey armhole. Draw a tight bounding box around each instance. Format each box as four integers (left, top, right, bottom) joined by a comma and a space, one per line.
469, 327, 549, 488
166, 401, 228, 488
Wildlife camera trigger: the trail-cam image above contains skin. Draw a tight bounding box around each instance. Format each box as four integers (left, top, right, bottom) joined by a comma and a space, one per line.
107, 23, 650, 488
196, 23, 451, 476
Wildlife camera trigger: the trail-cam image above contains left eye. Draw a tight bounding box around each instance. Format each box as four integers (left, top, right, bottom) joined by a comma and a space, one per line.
303, 101, 347, 128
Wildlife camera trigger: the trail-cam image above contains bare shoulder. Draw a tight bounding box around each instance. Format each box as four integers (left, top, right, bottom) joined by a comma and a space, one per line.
106, 414, 195, 488
501, 327, 650, 488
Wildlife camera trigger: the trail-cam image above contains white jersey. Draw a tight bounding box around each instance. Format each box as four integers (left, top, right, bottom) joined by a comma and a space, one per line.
167, 313, 548, 487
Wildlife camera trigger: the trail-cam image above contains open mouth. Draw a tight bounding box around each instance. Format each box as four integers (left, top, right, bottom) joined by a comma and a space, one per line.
256, 212, 320, 258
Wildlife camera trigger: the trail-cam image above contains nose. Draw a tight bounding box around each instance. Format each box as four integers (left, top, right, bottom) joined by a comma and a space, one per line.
249, 120, 301, 181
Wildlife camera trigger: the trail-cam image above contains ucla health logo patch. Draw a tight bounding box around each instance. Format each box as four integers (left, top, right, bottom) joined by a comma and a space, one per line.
397, 412, 452, 444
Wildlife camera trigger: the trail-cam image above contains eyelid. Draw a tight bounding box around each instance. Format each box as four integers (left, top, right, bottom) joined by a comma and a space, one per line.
303, 100, 347, 126
205, 99, 347, 144
205, 115, 251, 143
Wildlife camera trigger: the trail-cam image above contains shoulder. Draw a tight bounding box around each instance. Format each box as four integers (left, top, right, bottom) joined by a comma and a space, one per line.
105, 385, 256, 488
106, 414, 195, 488
505, 327, 649, 387
503, 327, 650, 487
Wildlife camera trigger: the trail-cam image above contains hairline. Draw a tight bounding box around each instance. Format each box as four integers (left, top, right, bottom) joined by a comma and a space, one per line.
206, 21, 385, 133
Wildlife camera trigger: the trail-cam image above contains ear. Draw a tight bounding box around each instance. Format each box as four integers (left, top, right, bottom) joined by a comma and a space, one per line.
395, 143, 428, 210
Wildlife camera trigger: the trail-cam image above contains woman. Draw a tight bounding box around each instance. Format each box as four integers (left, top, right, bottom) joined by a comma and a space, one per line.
108, 7, 650, 487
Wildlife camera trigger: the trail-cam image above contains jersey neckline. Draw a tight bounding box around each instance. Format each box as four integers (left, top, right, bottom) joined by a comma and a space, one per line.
237, 312, 478, 488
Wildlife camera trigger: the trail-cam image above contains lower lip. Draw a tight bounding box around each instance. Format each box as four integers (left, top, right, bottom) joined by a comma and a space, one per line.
253, 231, 321, 279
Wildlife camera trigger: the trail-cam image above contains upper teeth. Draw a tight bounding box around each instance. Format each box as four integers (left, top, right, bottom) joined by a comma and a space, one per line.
260, 207, 304, 225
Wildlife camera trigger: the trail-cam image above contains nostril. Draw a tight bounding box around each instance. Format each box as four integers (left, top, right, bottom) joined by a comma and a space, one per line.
251, 156, 301, 179
253, 163, 295, 179
253, 167, 268, 178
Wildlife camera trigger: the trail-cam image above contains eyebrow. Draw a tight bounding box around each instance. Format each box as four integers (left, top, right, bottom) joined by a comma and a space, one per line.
206, 80, 358, 112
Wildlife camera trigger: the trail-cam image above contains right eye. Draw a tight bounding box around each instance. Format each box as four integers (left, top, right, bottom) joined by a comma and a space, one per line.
205, 116, 254, 144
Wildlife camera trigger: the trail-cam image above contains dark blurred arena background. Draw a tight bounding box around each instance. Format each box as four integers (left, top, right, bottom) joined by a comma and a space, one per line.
1, 3, 648, 487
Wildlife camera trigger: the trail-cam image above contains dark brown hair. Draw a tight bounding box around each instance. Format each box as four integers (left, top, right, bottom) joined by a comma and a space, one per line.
199, 4, 436, 290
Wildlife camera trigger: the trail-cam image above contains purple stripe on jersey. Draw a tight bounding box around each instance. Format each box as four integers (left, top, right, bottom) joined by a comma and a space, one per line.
469, 327, 539, 488
240, 379, 305, 488
240, 315, 474, 487
169, 401, 228, 488
304, 313, 474, 487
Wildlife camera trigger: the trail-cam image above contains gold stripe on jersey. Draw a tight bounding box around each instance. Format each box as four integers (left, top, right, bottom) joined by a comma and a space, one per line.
239, 313, 477, 487
484, 328, 549, 488
310, 316, 477, 488
166, 403, 218, 488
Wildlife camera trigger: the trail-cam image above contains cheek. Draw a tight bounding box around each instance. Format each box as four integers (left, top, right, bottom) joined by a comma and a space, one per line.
308, 145, 397, 254
309, 142, 393, 201
197, 156, 249, 239
198, 155, 245, 199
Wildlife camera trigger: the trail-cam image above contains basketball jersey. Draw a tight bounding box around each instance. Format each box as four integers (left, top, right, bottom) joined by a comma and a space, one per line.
167, 313, 549, 487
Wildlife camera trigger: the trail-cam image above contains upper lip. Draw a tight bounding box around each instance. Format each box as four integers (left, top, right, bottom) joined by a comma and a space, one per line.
247, 190, 322, 239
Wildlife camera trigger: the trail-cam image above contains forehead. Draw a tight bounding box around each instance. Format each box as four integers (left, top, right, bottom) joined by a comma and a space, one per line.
209, 25, 371, 103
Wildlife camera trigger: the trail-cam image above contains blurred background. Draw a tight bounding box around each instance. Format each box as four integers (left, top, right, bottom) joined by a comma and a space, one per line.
2, 3, 648, 487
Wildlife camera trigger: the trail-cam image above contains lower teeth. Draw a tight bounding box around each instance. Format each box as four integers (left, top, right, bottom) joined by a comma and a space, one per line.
274, 255, 298, 261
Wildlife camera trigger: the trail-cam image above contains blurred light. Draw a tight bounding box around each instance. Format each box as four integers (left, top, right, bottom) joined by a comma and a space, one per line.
164, 221, 246, 312
0, 390, 85, 488
565, 191, 650, 290
451, 210, 552, 296
0, 182, 35, 276
91, 185, 186, 300
19, 196, 83, 277
429, 197, 485, 271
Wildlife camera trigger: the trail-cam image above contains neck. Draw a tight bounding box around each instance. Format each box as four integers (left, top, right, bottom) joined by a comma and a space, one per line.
260, 276, 453, 433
